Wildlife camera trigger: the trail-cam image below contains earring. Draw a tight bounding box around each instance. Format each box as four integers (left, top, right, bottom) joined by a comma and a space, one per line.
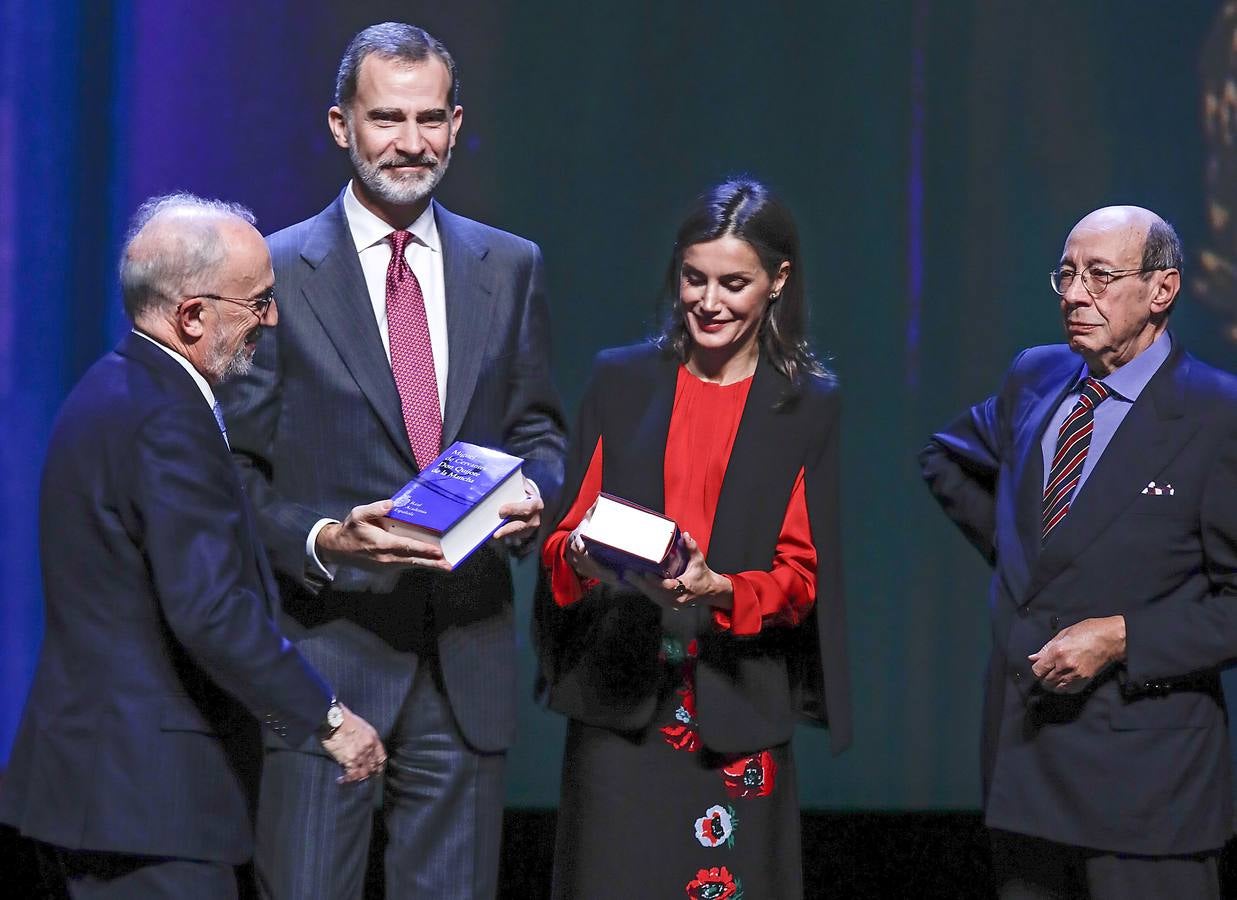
769, 291, 781, 301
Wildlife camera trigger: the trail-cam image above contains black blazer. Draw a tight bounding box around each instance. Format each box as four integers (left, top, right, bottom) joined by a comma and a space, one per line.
535, 343, 851, 755
921, 338, 1237, 855
0, 333, 329, 863
217, 193, 566, 752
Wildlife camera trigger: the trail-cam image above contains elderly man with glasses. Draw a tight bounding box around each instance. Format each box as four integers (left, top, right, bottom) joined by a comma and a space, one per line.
0, 193, 386, 899
921, 205, 1237, 899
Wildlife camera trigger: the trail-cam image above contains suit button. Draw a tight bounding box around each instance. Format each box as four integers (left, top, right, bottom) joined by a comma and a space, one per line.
1012, 670, 1023, 682
1018, 605, 1030, 618
1051, 615, 1060, 630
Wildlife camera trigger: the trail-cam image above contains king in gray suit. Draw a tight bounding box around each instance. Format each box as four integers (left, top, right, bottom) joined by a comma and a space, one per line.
216, 23, 566, 899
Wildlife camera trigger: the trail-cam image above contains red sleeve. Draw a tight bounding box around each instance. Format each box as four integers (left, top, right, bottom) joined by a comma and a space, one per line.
712, 467, 817, 636
540, 437, 603, 607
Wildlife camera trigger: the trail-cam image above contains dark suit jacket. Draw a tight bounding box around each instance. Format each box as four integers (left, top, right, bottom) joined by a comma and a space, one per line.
921, 337, 1237, 855
534, 344, 852, 755
217, 193, 566, 753
0, 332, 330, 864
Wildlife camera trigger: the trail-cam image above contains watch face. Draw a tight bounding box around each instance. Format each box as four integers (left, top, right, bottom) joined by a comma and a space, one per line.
327, 703, 344, 730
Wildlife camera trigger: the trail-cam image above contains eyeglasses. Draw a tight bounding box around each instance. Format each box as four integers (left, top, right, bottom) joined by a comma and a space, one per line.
1049, 266, 1169, 297
189, 287, 276, 319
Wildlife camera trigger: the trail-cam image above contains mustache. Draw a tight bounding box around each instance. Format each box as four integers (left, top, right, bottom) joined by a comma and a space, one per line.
380, 154, 438, 169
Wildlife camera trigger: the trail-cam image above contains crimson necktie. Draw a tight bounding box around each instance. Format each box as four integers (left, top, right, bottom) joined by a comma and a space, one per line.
386, 230, 442, 470
1042, 376, 1110, 541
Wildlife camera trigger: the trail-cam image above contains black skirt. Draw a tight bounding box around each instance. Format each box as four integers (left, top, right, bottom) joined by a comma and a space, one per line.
551, 633, 802, 899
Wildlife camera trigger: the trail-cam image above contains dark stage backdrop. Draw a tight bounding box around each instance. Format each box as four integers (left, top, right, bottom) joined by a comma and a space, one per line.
2, 0, 1232, 812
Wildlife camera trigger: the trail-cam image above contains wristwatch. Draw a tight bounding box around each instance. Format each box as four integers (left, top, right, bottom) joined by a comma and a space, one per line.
317, 697, 344, 741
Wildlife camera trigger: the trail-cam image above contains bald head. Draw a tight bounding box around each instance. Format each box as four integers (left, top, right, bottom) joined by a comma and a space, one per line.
1058, 205, 1182, 375
120, 193, 259, 324
1065, 205, 1182, 280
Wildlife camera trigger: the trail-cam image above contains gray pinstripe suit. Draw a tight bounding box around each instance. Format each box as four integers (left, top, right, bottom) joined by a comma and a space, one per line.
217, 190, 566, 898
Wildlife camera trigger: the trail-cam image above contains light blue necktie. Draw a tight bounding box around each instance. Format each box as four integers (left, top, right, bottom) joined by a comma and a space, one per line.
212, 400, 230, 449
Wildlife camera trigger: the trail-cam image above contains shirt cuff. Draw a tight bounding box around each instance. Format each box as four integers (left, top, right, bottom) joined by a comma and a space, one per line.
306, 518, 339, 583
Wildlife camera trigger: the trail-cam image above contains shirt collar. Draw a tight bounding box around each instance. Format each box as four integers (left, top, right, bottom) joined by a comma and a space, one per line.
342, 181, 440, 255
131, 329, 217, 409
1073, 330, 1172, 402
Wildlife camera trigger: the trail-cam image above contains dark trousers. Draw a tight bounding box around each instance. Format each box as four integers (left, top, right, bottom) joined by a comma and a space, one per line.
991, 829, 1221, 900
254, 654, 506, 899
35, 843, 237, 899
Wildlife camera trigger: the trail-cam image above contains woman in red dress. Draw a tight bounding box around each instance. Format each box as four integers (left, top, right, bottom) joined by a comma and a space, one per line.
535, 179, 851, 899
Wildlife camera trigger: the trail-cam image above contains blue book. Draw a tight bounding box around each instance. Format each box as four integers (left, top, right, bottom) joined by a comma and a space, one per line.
382, 441, 525, 569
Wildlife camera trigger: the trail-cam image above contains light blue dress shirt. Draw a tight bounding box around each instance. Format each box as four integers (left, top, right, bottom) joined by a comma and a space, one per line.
1040, 330, 1172, 501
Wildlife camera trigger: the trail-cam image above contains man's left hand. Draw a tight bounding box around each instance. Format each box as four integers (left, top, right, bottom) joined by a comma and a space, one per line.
493, 477, 542, 543
1029, 615, 1126, 693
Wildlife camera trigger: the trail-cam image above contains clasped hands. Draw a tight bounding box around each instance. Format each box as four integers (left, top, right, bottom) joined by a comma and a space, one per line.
1028, 615, 1126, 693
316, 477, 543, 571
565, 511, 733, 612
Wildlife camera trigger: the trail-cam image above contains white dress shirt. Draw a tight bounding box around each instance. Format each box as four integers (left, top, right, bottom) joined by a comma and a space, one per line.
305, 186, 453, 579
342, 181, 449, 412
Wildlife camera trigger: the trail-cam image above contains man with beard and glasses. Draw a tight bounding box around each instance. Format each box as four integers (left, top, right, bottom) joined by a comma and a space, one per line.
215, 22, 566, 900
922, 206, 1237, 899
0, 194, 387, 899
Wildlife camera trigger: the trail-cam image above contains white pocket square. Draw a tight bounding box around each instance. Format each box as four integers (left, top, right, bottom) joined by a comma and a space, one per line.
1141, 481, 1174, 496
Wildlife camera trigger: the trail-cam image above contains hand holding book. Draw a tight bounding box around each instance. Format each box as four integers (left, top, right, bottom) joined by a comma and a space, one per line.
626, 531, 734, 613
565, 505, 627, 590
493, 476, 543, 546
317, 498, 452, 572
382, 442, 527, 570
563, 494, 733, 611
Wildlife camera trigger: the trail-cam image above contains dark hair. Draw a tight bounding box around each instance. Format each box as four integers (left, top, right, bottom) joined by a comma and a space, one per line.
335, 22, 459, 111
655, 178, 829, 386
1141, 217, 1183, 275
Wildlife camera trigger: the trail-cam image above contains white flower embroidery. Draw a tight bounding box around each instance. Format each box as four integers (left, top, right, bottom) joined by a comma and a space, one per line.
694, 804, 735, 848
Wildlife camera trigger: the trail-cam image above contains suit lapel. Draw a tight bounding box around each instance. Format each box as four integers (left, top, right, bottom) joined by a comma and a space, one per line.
298, 193, 415, 468
437, 202, 499, 447
620, 352, 678, 513
119, 333, 283, 617
1027, 344, 1194, 599
708, 357, 784, 568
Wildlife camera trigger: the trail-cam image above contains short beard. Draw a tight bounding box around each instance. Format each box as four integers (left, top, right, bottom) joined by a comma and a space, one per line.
208, 328, 256, 383
348, 118, 451, 208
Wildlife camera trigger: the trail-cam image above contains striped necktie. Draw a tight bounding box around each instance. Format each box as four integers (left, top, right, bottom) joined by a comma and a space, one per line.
1042, 376, 1109, 541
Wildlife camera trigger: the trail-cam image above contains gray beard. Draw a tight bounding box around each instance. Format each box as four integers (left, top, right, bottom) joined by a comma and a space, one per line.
349, 135, 451, 209
208, 331, 255, 383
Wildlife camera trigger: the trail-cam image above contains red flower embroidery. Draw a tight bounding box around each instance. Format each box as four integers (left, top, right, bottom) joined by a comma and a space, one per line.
685, 866, 740, 899
685, 638, 699, 659
721, 750, 776, 798
660, 723, 700, 752
660, 680, 700, 751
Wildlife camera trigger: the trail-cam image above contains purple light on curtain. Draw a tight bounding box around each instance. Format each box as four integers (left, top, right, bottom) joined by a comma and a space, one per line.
905, 0, 929, 390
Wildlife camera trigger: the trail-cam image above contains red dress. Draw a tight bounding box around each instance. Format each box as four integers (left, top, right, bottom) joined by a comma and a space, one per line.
543, 366, 819, 899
